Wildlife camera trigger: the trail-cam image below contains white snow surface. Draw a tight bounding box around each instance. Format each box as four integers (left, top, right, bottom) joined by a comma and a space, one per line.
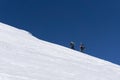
0, 22, 120, 80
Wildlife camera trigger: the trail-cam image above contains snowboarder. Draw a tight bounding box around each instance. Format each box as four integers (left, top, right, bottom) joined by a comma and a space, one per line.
70, 41, 75, 49
80, 43, 85, 52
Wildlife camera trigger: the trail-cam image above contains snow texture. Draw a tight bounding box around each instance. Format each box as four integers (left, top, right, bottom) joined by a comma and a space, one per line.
0, 22, 120, 80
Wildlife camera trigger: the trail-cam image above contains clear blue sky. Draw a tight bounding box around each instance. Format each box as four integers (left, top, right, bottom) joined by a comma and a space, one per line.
0, 0, 120, 65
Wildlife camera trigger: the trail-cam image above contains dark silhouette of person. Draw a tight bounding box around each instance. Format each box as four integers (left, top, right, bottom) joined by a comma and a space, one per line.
70, 41, 75, 49
80, 43, 85, 52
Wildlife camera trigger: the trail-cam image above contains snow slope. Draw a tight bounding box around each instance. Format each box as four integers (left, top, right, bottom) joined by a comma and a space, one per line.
0, 22, 120, 80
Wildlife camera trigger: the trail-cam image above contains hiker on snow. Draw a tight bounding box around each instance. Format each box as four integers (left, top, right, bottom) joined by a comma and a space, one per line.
80, 43, 85, 52
70, 41, 75, 49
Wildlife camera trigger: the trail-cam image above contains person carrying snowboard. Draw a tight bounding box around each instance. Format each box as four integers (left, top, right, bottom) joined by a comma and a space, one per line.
70, 41, 75, 49
80, 43, 85, 52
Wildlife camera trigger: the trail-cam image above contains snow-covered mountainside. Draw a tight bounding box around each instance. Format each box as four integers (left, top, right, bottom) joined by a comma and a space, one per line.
0, 22, 120, 80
